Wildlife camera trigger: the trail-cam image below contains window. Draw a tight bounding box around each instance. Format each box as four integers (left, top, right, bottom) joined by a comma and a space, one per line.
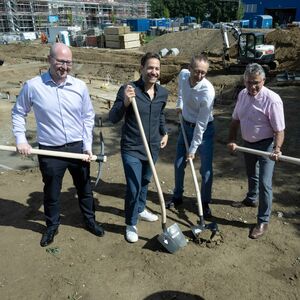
244, 4, 257, 13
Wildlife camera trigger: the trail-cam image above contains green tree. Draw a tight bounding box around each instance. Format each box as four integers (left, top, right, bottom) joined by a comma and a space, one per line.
150, 0, 239, 23
163, 6, 170, 18
236, 0, 244, 20
150, 0, 165, 18
66, 9, 72, 25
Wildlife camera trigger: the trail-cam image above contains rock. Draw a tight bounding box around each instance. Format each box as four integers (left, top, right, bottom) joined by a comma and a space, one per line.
277, 211, 284, 218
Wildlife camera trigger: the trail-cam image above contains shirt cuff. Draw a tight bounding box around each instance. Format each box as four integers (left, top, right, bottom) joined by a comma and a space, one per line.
16, 135, 28, 145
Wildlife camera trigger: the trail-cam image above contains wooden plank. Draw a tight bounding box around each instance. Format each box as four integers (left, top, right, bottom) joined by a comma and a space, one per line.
120, 33, 140, 42
104, 26, 130, 35
104, 34, 120, 42
106, 41, 121, 49
121, 40, 141, 49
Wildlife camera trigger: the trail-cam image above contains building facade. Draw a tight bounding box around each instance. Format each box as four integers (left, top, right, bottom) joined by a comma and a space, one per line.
242, 0, 300, 24
0, 0, 150, 33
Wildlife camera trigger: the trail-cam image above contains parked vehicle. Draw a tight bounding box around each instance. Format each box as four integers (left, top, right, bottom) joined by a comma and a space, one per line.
220, 23, 277, 71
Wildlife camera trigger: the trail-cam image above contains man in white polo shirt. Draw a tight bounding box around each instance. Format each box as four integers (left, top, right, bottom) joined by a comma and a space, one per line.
167, 54, 215, 219
228, 63, 285, 239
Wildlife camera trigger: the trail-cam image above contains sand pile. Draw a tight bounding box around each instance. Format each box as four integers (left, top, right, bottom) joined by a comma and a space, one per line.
141, 29, 227, 58
266, 28, 300, 70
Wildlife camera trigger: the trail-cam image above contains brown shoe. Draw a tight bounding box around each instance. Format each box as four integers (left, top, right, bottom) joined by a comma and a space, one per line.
249, 223, 268, 239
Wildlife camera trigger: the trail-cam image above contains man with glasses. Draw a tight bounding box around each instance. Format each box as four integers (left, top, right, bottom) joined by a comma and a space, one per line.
12, 43, 104, 247
167, 54, 215, 220
228, 63, 285, 239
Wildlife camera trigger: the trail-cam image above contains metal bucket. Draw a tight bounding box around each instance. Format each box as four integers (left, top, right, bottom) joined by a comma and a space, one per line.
157, 223, 187, 253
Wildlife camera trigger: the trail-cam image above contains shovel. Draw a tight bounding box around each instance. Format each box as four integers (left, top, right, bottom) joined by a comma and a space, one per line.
179, 114, 219, 240
235, 145, 300, 165
131, 97, 187, 253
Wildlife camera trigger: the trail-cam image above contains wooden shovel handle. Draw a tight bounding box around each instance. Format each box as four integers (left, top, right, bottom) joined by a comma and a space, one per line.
0, 145, 107, 162
179, 114, 204, 218
235, 146, 300, 165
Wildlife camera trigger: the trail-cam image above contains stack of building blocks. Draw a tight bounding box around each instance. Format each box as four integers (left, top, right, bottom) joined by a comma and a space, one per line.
104, 26, 140, 49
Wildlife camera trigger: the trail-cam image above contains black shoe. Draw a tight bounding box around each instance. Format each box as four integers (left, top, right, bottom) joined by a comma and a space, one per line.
85, 221, 105, 237
40, 228, 58, 247
203, 204, 212, 219
231, 198, 258, 208
165, 197, 183, 209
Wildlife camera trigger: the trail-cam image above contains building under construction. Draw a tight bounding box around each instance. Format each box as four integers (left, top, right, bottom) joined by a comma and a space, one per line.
0, 0, 150, 33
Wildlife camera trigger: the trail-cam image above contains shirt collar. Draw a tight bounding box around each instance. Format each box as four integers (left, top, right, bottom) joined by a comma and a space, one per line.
247, 86, 265, 100
43, 70, 72, 86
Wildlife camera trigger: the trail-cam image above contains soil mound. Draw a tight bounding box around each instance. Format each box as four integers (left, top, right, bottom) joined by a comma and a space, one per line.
141, 29, 225, 58
266, 28, 300, 70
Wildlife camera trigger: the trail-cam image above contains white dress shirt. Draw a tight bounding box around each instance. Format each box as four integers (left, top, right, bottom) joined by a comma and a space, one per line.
176, 69, 215, 153
12, 71, 95, 151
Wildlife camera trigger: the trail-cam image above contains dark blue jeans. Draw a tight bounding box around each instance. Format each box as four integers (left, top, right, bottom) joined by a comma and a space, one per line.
243, 138, 275, 224
38, 141, 95, 230
121, 152, 156, 226
174, 121, 214, 204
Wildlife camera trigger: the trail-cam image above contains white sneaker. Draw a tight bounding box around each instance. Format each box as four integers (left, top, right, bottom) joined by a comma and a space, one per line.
126, 225, 138, 243
139, 209, 158, 222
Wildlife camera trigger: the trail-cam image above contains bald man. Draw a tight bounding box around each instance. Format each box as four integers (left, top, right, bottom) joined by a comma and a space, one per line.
12, 43, 104, 247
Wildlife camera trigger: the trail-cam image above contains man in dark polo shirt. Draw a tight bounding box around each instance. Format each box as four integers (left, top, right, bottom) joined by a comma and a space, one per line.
109, 52, 169, 243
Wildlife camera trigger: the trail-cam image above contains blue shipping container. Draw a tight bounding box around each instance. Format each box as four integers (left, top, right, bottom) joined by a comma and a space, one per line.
256, 15, 273, 28
249, 16, 258, 28
127, 19, 150, 32
149, 18, 170, 27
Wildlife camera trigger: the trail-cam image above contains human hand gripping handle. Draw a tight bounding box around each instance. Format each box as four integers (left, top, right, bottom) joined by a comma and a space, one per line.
17, 143, 32, 156
83, 150, 93, 162
124, 85, 135, 107
227, 142, 237, 153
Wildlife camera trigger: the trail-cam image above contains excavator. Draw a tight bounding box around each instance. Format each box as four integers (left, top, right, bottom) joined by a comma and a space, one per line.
220, 23, 278, 72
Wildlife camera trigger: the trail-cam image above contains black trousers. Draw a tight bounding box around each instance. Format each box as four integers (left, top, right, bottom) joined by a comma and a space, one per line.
38, 141, 95, 229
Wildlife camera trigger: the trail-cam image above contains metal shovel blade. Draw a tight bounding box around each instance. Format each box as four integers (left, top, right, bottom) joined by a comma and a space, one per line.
192, 221, 220, 244
157, 223, 187, 254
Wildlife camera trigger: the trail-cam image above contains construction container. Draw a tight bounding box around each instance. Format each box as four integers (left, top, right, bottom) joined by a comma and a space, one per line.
149, 18, 171, 28
256, 15, 273, 29
240, 19, 249, 28
250, 15, 272, 29
126, 19, 150, 32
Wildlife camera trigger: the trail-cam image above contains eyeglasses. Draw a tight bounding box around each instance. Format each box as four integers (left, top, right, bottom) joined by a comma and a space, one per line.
245, 80, 264, 86
51, 56, 73, 66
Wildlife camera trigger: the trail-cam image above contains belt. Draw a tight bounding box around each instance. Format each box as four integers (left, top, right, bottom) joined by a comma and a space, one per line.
183, 119, 213, 128
245, 137, 273, 145
39, 140, 82, 149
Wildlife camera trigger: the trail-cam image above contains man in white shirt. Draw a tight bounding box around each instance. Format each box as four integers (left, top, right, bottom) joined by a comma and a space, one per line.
12, 43, 104, 247
167, 54, 215, 219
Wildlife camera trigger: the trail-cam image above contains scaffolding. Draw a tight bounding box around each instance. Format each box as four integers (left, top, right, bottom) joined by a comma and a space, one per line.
0, 0, 150, 33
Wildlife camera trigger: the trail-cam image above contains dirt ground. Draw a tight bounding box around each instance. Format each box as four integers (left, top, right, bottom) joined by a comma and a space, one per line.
0, 30, 299, 300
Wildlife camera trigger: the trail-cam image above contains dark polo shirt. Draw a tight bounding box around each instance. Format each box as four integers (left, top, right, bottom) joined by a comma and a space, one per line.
109, 78, 168, 160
